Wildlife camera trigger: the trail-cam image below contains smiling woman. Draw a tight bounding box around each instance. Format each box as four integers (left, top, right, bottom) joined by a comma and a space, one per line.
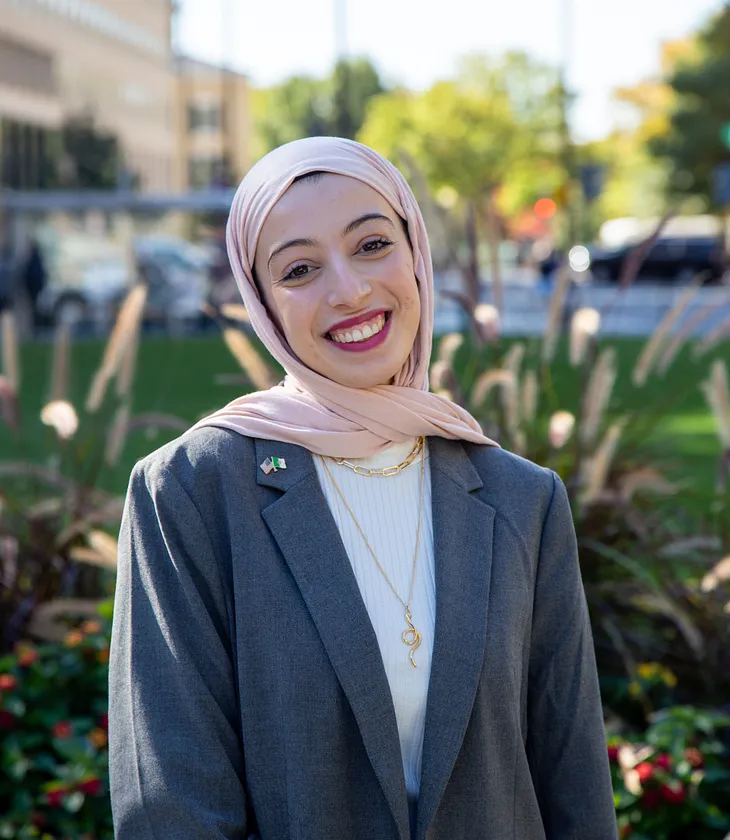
254, 173, 420, 387
108, 137, 618, 840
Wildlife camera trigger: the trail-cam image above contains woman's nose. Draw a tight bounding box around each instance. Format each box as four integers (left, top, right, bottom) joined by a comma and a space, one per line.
327, 262, 372, 308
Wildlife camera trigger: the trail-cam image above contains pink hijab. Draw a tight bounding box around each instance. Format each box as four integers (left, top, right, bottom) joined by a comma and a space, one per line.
193, 136, 497, 457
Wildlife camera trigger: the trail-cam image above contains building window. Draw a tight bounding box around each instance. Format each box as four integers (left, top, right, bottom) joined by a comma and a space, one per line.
188, 104, 221, 133
188, 156, 225, 189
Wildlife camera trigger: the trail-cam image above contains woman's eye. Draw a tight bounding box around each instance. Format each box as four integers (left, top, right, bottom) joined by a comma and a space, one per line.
359, 237, 392, 254
282, 264, 311, 281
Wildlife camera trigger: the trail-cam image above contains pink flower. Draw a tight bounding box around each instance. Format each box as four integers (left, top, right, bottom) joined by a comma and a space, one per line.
607, 745, 620, 763
654, 753, 672, 771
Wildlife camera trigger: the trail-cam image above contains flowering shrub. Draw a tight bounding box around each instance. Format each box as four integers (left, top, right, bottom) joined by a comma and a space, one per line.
0, 612, 112, 840
609, 705, 730, 839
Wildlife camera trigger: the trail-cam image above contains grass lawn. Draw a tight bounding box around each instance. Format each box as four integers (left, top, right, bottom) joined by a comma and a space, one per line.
1, 334, 726, 508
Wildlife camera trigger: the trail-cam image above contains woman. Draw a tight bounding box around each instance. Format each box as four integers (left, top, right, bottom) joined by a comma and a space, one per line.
109, 137, 617, 840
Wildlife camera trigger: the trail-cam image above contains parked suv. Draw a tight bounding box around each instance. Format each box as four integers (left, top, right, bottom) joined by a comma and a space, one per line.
588, 236, 727, 285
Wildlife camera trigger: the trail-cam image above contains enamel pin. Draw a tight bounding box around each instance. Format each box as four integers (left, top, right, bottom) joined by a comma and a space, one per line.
260, 456, 287, 475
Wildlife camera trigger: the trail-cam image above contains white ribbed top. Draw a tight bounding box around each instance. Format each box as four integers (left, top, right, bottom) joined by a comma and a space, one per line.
314, 439, 434, 798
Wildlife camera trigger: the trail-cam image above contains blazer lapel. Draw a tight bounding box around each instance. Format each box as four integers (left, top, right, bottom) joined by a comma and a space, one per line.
416, 439, 496, 840
255, 439, 410, 840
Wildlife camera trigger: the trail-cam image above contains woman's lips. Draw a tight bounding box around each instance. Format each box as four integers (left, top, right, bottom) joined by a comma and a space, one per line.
325, 312, 392, 353
327, 308, 388, 333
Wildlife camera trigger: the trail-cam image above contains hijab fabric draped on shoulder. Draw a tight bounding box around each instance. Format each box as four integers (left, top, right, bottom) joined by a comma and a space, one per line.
192, 136, 498, 458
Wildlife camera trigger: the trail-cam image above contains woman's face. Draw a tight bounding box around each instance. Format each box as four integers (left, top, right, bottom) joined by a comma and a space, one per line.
254, 173, 421, 388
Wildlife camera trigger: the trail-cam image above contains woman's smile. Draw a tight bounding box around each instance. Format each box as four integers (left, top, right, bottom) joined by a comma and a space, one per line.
325, 309, 392, 352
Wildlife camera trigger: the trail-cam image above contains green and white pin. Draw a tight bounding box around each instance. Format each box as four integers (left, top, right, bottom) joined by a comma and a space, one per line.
260, 456, 287, 475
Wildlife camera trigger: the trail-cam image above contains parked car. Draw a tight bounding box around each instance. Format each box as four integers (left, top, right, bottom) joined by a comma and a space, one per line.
587, 236, 728, 285
37, 235, 210, 330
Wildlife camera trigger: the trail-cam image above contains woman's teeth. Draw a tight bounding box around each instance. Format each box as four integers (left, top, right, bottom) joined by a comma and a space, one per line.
329, 313, 386, 344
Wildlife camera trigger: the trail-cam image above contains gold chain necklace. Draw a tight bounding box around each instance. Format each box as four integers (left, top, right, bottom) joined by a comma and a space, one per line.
331, 437, 423, 477
321, 442, 426, 668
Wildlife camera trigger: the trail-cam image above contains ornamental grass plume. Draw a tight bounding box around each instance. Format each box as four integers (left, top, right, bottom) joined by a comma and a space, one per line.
656, 292, 729, 375
581, 421, 624, 505
0, 374, 19, 431
521, 370, 539, 424
570, 307, 601, 366
473, 303, 500, 344
700, 360, 730, 449
437, 332, 463, 366
0, 310, 19, 391
40, 400, 78, 441
548, 410, 575, 449
700, 556, 730, 593
470, 369, 515, 410
580, 347, 617, 447
632, 277, 703, 386
222, 327, 279, 391
86, 283, 148, 413
693, 308, 730, 359
104, 401, 131, 467
48, 323, 71, 402
541, 263, 572, 363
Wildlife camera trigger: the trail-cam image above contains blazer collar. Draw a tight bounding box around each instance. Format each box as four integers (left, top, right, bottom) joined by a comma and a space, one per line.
255, 436, 495, 840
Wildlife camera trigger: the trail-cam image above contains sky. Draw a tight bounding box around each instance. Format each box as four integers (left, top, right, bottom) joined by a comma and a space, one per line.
176, 0, 725, 143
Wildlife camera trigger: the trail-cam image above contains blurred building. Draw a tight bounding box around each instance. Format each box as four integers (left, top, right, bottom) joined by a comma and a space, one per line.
0, 0, 178, 192
176, 56, 251, 190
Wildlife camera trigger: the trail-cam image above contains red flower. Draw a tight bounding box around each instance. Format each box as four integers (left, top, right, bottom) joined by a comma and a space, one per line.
619, 826, 633, 839
52, 720, 74, 739
98, 713, 109, 731
607, 745, 620, 763
0, 710, 16, 730
77, 777, 102, 796
46, 788, 67, 808
642, 789, 661, 810
654, 753, 672, 771
636, 762, 654, 783
0, 674, 17, 691
660, 782, 686, 805
685, 747, 704, 769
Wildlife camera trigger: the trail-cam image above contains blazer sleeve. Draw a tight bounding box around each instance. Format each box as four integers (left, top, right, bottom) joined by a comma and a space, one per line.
526, 471, 618, 840
109, 458, 251, 839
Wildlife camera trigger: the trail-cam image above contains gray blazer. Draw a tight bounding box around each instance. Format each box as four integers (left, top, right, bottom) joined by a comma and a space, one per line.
109, 428, 618, 840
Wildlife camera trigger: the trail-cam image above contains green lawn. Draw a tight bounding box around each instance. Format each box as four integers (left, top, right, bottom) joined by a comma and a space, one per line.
1, 334, 726, 505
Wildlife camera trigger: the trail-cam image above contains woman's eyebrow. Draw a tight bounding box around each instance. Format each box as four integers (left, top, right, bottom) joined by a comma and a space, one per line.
268, 237, 317, 270
342, 213, 396, 237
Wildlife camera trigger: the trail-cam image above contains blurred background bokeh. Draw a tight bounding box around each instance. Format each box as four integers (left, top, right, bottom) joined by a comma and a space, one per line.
1, 2, 730, 838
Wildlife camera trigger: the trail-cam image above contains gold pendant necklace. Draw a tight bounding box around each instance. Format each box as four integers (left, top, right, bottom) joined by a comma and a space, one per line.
321, 439, 426, 667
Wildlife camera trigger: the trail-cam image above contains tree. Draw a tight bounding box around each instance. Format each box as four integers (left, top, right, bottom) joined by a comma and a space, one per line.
650, 8, 730, 209
358, 52, 564, 309
252, 58, 386, 157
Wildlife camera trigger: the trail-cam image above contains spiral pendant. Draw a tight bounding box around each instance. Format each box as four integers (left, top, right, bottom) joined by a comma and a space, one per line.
401, 607, 421, 668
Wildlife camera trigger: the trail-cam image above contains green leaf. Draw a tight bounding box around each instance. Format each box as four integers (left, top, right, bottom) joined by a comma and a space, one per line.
8, 756, 31, 781
3, 696, 26, 717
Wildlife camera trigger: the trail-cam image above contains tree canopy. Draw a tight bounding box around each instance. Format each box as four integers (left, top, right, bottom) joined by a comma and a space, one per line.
650, 8, 730, 209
